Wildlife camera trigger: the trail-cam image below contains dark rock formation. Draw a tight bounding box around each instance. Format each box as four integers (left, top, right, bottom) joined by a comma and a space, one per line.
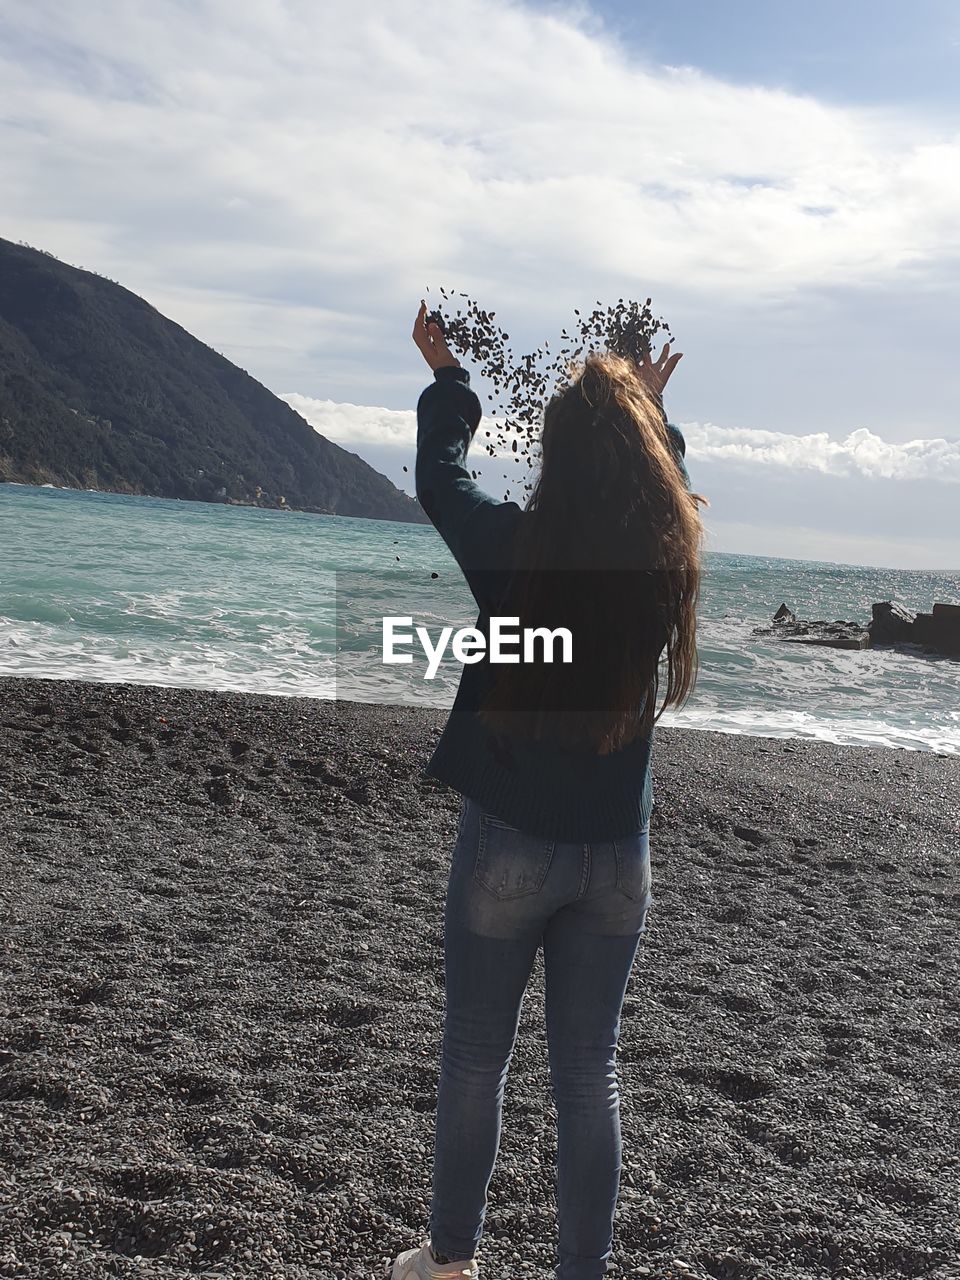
758, 601, 960, 657
753, 611, 871, 650
871, 601, 960, 657
916, 603, 960, 656
870, 601, 917, 644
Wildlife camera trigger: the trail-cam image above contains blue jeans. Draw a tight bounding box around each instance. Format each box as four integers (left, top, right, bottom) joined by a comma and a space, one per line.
428, 796, 653, 1279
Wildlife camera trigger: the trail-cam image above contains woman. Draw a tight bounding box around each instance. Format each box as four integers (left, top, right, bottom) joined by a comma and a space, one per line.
390, 302, 706, 1280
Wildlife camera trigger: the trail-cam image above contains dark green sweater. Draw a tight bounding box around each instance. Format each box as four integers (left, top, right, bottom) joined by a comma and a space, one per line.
415, 364, 690, 841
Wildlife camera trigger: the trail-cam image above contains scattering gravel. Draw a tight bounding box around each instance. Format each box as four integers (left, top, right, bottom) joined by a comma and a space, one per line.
422, 288, 674, 501
1, 676, 958, 1279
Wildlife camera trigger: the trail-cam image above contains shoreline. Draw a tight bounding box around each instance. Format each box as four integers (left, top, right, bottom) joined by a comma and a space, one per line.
1, 674, 958, 1278
1, 478, 428, 524
0, 669, 956, 759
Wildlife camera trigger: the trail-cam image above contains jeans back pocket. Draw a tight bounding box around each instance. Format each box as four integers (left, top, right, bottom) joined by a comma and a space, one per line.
612, 827, 652, 902
474, 812, 556, 900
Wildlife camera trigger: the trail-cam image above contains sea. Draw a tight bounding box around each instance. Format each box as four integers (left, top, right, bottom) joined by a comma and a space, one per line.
1, 483, 958, 754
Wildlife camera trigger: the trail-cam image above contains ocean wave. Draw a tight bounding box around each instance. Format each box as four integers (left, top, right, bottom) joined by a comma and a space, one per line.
2, 483, 957, 753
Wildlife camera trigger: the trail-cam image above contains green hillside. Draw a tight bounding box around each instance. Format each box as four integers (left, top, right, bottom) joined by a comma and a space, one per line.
0, 237, 425, 522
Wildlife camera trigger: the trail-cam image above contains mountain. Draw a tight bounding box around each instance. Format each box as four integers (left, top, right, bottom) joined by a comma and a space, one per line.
0, 237, 426, 522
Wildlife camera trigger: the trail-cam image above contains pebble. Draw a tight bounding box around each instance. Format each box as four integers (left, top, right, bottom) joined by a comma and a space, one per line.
2, 675, 958, 1280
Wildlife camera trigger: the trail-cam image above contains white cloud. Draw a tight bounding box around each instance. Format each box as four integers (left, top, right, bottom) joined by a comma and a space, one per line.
282, 393, 520, 469
281, 395, 416, 449
682, 422, 960, 482
3, 0, 960, 313
284, 392, 960, 485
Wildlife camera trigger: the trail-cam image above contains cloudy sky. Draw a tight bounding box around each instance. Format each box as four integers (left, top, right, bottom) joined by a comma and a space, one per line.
3, 0, 959, 569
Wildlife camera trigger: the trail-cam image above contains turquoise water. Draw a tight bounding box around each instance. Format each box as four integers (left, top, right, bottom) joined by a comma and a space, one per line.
2, 483, 958, 753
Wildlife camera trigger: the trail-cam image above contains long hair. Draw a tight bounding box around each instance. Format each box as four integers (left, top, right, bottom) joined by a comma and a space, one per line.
477, 351, 708, 754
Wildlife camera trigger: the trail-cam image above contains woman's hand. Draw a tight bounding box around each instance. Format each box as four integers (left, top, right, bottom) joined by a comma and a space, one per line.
639, 342, 683, 398
413, 300, 462, 372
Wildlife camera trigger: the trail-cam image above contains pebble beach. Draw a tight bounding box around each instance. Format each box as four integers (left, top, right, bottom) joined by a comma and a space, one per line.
1, 674, 958, 1280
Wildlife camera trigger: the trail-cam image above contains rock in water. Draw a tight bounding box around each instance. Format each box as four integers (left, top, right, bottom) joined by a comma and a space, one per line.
870, 600, 960, 656
757, 600, 959, 656
931, 602, 960, 656
752, 616, 871, 651
870, 601, 916, 644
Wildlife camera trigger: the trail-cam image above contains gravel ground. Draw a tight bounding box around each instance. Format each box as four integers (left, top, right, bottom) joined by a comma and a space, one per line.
0, 675, 958, 1280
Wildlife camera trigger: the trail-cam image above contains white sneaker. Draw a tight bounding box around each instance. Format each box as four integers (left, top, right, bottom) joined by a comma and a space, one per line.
388, 1239, 480, 1278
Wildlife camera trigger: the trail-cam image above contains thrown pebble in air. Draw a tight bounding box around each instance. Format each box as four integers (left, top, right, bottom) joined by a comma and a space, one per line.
423, 289, 673, 498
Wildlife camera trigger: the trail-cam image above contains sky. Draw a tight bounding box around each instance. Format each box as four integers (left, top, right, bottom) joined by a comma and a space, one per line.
2, 0, 958, 570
